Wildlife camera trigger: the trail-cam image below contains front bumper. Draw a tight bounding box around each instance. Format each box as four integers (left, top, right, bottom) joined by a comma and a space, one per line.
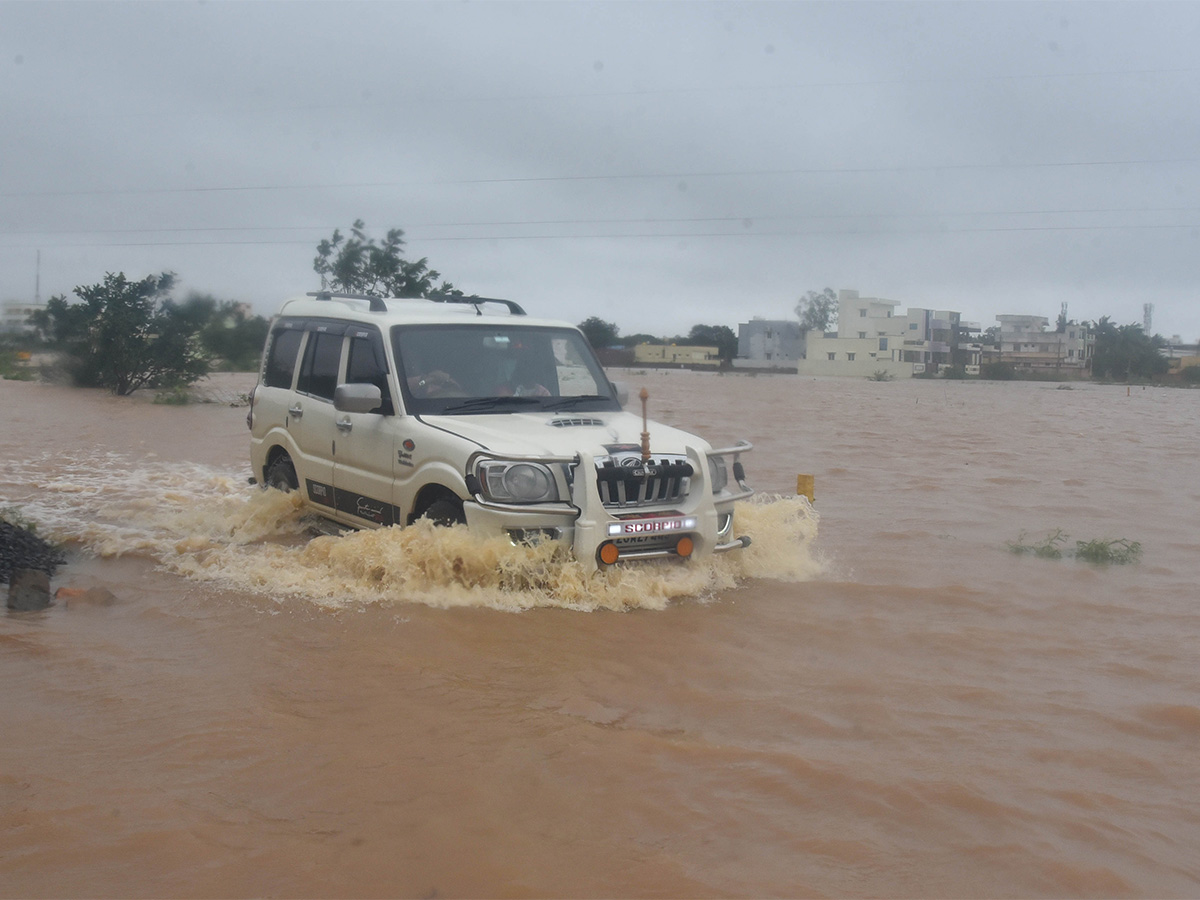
464, 444, 753, 571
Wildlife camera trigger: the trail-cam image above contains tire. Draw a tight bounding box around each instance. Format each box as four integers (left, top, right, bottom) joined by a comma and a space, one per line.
265, 455, 299, 493
420, 497, 466, 527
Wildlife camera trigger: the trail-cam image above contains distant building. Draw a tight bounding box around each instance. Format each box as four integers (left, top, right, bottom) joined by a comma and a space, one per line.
1, 298, 46, 334
897, 308, 982, 374
735, 319, 804, 369
632, 343, 721, 368
1162, 335, 1200, 361
801, 289, 903, 376
791, 290, 983, 377
985, 315, 1093, 372
1161, 336, 1200, 377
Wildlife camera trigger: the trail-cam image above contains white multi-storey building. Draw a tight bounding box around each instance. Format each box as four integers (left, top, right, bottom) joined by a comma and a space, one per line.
990, 315, 1093, 372
799, 289, 910, 377
1, 299, 46, 334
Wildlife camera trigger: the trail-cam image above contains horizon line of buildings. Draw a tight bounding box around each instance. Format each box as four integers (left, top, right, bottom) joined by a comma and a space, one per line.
733, 289, 1197, 378
7, 291, 1199, 379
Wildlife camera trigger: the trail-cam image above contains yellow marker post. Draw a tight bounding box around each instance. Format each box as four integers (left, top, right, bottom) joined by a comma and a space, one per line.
796, 474, 815, 503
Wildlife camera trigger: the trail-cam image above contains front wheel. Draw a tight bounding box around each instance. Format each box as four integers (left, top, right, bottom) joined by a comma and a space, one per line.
265, 455, 299, 492
420, 497, 466, 526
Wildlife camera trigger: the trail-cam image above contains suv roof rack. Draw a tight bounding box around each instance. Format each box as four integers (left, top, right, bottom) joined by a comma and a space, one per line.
425, 293, 527, 316
307, 291, 388, 313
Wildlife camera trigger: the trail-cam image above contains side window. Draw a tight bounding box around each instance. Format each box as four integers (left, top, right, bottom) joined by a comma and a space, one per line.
297, 331, 343, 401
264, 328, 303, 389
346, 331, 392, 414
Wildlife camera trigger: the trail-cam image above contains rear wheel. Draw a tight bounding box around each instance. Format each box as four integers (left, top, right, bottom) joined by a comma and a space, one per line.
420, 497, 466, 526
265, 454, 299, 492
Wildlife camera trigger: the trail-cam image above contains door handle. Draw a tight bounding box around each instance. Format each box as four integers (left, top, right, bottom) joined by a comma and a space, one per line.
336, 417, 353, 432
288, 404, 304, 418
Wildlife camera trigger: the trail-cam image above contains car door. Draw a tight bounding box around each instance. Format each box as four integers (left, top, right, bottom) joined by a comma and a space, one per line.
331, 326, 400, 527
289, 322, 345, 512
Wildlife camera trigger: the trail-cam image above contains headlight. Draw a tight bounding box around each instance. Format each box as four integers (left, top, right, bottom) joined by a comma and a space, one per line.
478, 461, 559, 503
708, 455, 729, 494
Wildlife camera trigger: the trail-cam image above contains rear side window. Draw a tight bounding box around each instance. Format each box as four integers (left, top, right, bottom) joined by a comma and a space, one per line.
264, 328, 303, 389
297, 331, 343, 400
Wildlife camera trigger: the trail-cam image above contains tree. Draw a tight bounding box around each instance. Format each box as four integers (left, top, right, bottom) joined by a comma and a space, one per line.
578, 316, 620, 349
680, 324, 738, 362
313, 220, 457, 298
1090, 317, 1169, 381
623, 333, 661, 347
30, 272, 209, 395
177, 293, 270, 371
795, 288, 838, 333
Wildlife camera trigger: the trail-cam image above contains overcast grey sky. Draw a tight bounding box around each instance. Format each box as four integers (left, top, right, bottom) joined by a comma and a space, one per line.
3, 1, 1198, 339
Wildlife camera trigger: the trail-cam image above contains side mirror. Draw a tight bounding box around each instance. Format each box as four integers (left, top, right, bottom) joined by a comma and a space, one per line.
334, 382, 383, 414
610, 379, 630, 407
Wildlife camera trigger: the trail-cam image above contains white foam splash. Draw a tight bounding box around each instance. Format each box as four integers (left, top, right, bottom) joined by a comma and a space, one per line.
2, 451, 822, 611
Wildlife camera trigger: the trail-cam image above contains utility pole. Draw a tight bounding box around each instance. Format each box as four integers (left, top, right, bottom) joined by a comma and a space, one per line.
35, 250, 41, 303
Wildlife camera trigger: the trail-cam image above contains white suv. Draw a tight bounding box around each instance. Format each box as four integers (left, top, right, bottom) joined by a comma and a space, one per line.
248, 292, 753, 571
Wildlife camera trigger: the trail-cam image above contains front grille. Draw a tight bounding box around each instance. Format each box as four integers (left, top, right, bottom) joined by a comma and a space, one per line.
594, 455, 693, 508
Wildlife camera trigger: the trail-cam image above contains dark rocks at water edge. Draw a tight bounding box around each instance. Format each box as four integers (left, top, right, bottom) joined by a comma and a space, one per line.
2, 518, 66, 599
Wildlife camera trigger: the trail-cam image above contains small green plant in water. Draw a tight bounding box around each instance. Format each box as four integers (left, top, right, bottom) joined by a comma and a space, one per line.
153, 386, 191, 405
1007, 529, 1068, 559
1074, 538, 1142, 565
1007, 529, 1141, 564
868, 370, 893, 382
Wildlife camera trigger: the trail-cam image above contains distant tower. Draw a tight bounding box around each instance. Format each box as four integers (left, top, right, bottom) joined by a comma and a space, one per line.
1143, 302, 1154, 333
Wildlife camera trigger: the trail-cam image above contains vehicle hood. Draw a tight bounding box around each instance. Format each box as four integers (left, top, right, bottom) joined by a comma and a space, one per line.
420, 409, 712, 459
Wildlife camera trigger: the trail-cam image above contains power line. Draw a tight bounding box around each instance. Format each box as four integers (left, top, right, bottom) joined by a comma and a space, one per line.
2, 205, 1197, 237
3, 157, 1197, 200
1, 206, 1198, 238
2, 221, 1196, 250
12, 66, 1199, 124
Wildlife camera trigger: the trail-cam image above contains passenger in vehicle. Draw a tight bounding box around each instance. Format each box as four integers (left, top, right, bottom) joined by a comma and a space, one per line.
407, 368, 464, 398
493, 342, 552, 396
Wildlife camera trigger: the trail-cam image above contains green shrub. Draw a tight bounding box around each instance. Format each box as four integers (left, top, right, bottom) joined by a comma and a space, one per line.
1074, 539, 1142, 565
1007, 529, 1141, 565
1007, 529, 1068, 559
153, 386, 191, 405
981, 362, 1016, 380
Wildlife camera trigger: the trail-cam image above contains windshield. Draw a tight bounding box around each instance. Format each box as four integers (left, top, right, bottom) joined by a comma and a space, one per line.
393, 324, 620, 415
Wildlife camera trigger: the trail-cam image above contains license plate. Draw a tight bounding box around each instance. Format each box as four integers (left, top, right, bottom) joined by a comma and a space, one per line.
607, 515, 697, 537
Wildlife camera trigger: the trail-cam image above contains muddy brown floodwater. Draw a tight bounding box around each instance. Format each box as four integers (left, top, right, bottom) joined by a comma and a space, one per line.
2, 371, 1198, 898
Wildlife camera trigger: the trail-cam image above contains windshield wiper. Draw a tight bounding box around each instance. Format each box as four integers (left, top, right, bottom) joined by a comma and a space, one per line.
544, 395, 614, 410
439, 396, 545, 413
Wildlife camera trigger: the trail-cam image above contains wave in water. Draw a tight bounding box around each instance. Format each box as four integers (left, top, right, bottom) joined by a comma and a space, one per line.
4, 451, 822, 611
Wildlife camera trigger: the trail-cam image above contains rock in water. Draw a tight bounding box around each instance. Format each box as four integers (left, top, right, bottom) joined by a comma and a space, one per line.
0, 518, 66, 586
56, 586, 118, 608
7, 568, 52, 611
